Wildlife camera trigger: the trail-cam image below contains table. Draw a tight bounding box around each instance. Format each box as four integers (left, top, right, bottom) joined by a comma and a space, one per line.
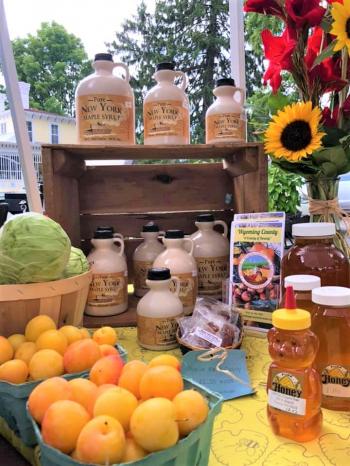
1, 328, 349, 466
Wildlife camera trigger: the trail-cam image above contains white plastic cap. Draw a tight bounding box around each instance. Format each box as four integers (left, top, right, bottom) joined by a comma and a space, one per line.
285, 275, 321, 291
292, 222, 335, 237
312, 286, 350, 306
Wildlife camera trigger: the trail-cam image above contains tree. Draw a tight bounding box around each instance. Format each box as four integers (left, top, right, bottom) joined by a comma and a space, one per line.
109, 0, 231, 143
12, 22, 91, 116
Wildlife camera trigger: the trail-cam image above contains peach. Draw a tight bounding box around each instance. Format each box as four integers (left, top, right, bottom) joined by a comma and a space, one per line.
89, 354, 124, 386
93, 386, 138, 431
15, 342, 37, 365
149, 354, 181, 371
76, 415, 125, 464
68, 378, 98, 416
0, 336, 14, 364
63, 339, 101, 374
130, 398, 179, 452
42, 400, 90, 454
25, 315, 56, 342
29, 349, 64, 380
0, 359, 28, 384
93, 326, 118, 346
121, 438, 147, 462
59, 325, 83, 345
79, 328, 91, 339
7, 334, 26, 352
139, 365, 184, 400
118, 360, 148, 399
99, 344, 118, 357
28, 377, 73, 424
173, 389, 209, 436
36, 329, 68, 355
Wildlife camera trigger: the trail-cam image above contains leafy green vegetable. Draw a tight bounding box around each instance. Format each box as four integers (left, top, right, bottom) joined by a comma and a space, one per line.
0, 213, 71, 284
63, 247, 89, 278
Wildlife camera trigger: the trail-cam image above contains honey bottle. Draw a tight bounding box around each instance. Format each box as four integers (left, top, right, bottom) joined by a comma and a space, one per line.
133, 222, 165, 298
137, 267, 183, 350
267, 286, 322, 442
143, 62, 190, 145
153, 230, 198, 315
312, 286, 350, 411
75, 53, 135, 145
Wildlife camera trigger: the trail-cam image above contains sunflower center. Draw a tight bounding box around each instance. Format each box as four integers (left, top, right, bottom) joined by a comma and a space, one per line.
346, 19, 350, 38
280, 120, 312, 152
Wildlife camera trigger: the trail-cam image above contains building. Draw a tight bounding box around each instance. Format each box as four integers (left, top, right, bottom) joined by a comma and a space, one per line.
0, 82, 76, 192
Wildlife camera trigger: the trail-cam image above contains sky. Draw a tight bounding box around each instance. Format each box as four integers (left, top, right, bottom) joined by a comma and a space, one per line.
3, 0, 156, 59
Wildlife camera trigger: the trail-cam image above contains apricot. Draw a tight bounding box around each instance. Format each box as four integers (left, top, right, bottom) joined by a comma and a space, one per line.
63, 339, 101, 374
130, 398, 179, 452
96, 384, 117, 398
76, 415, 125, 464
15, 342, 37, 365
121, 437, 147, 462
149, 354, 181, 371
42, 400, 90, 454
28, 377, 73, 424
93, 326, 118, 346
7, 334, 26, 352
29, 349, 64, 380
79, 328, 91, 339
36, 329, 68, 355
25, 315, 56, 342
0, 359, 28, 384
89, 354, 124, 386
173, 389, 209, 436
94, 386, 138, 431
68, 378, 98, 416
0, 336, 14, 364
99, 344, 118, 357
118, 360, 148, 399
59, 325, 83, 345
139, 365, 184, 400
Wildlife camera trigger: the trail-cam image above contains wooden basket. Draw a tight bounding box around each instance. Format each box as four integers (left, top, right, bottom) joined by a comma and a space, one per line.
0, 271, 92, 337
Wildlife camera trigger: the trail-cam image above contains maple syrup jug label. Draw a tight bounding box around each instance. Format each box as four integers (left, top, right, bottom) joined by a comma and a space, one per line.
134, 260, 154, 293
196, 255, 229, 295
169, 272, 198, 308
144, 100, 189, 139
206, 113, 244, 141
77, 94, 134, 143
88, 272, 127, 307
137, 315, 179, 347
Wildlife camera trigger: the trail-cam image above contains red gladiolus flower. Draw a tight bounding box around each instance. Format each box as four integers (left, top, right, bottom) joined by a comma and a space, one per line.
244, 0, 285, 18
322, 107, 339, 128
286, 0, 326, 28
327, 0, 343, 3
261, 28, 296, 93
343, 96, 350, 118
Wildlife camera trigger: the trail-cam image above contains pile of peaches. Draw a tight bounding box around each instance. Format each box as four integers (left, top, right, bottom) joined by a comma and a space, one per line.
0, 315, 121, 384
28, 354, 209, 464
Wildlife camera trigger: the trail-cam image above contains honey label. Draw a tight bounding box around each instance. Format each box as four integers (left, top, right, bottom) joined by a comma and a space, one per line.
88, 272, 127, 307
77, 94, 134, 143
321, 365, 350, 399
137, 315, 180, 347
206, 112, 245, 141
196, 256, 229, 295
144, 100, 189, 139
268, 371, 306, 416
133, 260, 153, 292
169, 272, 198, 309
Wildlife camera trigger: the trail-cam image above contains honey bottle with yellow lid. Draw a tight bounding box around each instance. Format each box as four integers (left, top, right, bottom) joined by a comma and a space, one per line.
267, 286, 322, 442
75, 53, 135, 145
143, 62, 190, 145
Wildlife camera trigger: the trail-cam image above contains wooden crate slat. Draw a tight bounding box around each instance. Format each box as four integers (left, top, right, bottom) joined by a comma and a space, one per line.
78, 163, 234, 214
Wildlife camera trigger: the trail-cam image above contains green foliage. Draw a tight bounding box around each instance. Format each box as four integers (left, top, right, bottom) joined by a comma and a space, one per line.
12, 22, 91, 116
268, 164, 303, 214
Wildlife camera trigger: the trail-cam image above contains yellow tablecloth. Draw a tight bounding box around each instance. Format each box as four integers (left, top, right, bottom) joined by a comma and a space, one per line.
118, 327, 350, 466
1, 328, 349, 466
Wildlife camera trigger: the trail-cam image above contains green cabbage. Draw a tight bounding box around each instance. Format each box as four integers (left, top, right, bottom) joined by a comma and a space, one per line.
63, 246, 89, 278
0, 213, 71, 284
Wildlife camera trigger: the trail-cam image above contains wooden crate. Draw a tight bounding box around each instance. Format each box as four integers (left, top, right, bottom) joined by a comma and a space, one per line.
42, 143, 267, 327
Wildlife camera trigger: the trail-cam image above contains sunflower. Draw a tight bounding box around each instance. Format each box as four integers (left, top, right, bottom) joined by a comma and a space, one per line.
264, 101, 325, 162
330, 0, 350, 54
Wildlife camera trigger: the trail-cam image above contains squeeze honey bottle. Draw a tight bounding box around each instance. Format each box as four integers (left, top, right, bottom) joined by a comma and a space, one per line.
312, 286, 350, 411
267, 286, 322, 442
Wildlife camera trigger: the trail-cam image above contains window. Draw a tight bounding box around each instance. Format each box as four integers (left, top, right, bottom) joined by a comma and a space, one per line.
51, 124, 59, 144
26, 121, 33, 142
0, 123, 6, 134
